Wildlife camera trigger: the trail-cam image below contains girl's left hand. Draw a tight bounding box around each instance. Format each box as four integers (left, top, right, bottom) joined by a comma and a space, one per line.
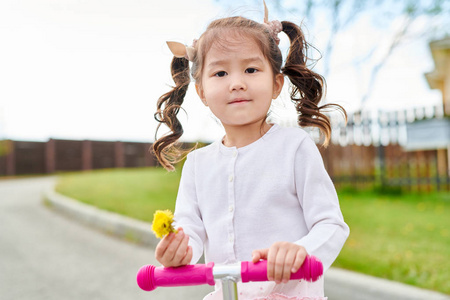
252, 242, 308, 284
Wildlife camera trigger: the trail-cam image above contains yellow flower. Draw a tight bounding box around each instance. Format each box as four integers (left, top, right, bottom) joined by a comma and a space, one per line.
151, 209, 177, 238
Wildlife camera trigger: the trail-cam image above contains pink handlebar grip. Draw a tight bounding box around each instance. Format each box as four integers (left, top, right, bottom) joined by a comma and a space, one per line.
241, 255, 323, 283
137, 262, 215, 291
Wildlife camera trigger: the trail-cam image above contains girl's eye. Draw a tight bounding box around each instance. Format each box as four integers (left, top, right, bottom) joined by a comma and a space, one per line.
214, 71, 227, 77
245, 68, 258, 74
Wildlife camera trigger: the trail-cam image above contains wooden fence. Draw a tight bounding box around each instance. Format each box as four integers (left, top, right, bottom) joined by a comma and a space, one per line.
1, 138, 448, 192
278, 103, 450, 192
0, 139, 157, 176
320, 144, 450, 192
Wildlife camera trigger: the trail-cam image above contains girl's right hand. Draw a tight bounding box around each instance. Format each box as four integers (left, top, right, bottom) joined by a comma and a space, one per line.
155, 227, 193, 267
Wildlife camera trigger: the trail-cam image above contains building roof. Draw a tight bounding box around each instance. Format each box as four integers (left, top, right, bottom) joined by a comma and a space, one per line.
425, 36, 450, 90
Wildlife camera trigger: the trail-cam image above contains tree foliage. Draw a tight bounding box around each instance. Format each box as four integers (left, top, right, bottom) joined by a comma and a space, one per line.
215, 0, 450, 107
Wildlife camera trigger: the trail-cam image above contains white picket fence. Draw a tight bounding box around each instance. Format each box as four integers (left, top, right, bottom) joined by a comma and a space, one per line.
279, 103, 445, 147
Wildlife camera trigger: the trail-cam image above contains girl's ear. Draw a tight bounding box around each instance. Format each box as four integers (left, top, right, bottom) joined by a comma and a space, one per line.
272, 73, 284, 99
195, 83, 208, 106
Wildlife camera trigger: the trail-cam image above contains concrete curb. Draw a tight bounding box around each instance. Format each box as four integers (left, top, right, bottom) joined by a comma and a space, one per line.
43, 187, 159, 248
42, 186, 450, 300
324, 267, 450, 300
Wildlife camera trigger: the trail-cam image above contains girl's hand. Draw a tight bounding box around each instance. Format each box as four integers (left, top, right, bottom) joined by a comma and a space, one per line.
252, 242, 307, 284
155, 227, 193, 267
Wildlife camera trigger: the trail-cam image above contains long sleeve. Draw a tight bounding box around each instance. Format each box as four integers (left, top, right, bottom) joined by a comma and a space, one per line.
171, 125, 348, 270
294, 136, 350, 271
169, 125, 346, 299
173, 153, 206, 264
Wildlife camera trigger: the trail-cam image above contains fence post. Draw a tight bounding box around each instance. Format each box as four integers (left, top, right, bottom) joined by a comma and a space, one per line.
416, 151, 424, 192
45, 139, 55, 174
145, 143, 156, 166
5, 140, 15, 176
447, 147, 450, 191
323, 145, 334, 179
433, 149, 440, 191
82, 140, 92, 170
376, 145, 386, 189
115, 141, 125, 168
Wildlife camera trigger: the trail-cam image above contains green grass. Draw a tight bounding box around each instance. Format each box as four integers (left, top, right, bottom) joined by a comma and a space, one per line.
55, 168, 450, 294
335, 189, 450, 294
55, 168, 182, 223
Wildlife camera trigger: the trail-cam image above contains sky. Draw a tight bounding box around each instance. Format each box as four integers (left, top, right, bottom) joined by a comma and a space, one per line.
0, 0, 443, 143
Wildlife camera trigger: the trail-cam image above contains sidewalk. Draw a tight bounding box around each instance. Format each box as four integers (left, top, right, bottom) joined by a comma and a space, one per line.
43, 187, 450, 300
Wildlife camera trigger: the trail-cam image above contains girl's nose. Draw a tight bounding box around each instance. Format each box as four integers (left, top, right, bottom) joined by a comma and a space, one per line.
229, 75, 247, 92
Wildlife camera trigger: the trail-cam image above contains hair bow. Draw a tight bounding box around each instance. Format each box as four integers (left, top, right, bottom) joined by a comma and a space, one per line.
166, 41, 196, 62
263, 0, 283, 45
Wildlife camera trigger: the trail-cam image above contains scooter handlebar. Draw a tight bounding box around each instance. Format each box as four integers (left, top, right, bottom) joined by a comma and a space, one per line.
241, 255, 323, 283
137, 262, 216, 291
137, 255, 323, 292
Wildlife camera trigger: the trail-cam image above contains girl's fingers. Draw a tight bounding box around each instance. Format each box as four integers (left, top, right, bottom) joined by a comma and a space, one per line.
291, 248, 307, 273
273, 247, 288, 283
164, 230, 186, 262
266, 246, 278, 282
251, 250, 260, 262
251, 249, 268, 262
155, 227, 192, 268
155, 232, 175, 262
173, 233, 190, 264
155, 227, 183, 256
281, 249, 297, 283
265, 243, 307, 283
181, 245, 193, 265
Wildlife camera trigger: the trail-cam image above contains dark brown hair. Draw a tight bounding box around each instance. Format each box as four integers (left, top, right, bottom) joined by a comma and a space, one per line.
153, 16, 346, 171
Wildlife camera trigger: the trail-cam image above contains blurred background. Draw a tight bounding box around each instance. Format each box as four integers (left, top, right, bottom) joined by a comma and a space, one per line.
1, 1, 449, 297
1, 0, 449, 190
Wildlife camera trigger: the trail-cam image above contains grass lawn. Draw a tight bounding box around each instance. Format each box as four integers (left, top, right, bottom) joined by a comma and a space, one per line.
335, 189, 450, 294
55, 167, 450, 294
55, 167, 182, 223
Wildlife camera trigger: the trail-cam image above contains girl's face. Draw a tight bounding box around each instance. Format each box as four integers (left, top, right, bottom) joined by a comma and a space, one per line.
195, 34, 284, 132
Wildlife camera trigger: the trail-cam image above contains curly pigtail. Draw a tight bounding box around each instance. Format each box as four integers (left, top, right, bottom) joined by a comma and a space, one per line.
281, 21, 346, 146
153, 57, 191, 171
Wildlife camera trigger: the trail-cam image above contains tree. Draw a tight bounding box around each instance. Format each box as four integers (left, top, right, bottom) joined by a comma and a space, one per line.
215, 0, 450, 108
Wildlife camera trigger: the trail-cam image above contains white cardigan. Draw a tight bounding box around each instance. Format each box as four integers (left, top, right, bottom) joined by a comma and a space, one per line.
174, 124, 349, 271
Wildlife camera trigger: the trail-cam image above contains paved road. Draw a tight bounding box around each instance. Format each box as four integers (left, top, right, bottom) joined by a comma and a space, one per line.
0, 177, 213, 300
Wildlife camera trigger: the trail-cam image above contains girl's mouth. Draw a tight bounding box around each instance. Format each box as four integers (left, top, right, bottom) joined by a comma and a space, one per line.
229, 98, 251, 104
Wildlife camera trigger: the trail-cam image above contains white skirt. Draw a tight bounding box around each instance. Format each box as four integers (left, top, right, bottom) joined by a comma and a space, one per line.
203, 278, 327, 300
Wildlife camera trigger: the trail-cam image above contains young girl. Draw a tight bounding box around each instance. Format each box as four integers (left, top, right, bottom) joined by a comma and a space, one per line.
152, 3, 349, 299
